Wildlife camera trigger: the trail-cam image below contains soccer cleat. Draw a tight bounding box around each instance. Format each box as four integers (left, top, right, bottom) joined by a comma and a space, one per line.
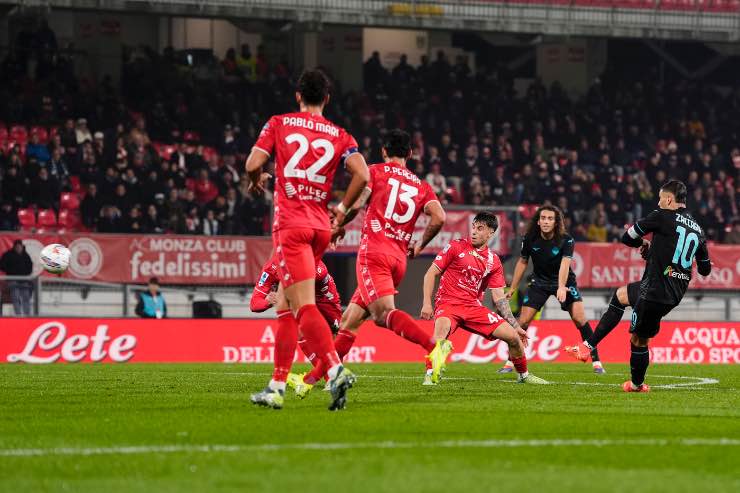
497, 362, 514, 374
250, 387, 285, 409
622, 381, 650, 393
564, 342, 592, 362
429, 340, 454, 384
286, 372, 304, 390
422, 373, 436, 386
322, 381, 331, 392
592, 362, 606, 375
516, 374, 549, 385
328, 366, 356, 411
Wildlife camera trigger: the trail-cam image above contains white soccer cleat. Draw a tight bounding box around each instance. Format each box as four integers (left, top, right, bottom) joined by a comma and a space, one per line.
516, 374, 549, 385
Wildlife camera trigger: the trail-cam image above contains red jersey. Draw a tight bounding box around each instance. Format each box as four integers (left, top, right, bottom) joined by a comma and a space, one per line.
253, 112, 359, 231
432, 238, 505, 305
360, 162, 439, 259
250, 255, 340, 312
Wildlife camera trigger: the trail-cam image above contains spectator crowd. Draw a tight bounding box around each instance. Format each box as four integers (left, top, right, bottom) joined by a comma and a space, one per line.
0, 18, 739, 244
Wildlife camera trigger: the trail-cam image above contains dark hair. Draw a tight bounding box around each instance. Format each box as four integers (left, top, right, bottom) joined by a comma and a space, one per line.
148, 277, 160, 285
383, 129, 411, 159
526, 205, 566, 244
473, 211, 498, 232
660, 179, 687, 203
297, 69, 331, 106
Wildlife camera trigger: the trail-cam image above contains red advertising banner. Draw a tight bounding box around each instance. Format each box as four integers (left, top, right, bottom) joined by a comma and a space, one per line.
335, 209, 513, 255
571, 242, 740, 290
0, 234, 273, 285
2, 318, 737, 365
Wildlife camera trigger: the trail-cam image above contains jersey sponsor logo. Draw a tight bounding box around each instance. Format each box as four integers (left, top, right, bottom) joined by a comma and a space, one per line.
370, 219, 382, 232
664, 266, 691, 281
285, 183, 297, 197
258, 271, 269, 286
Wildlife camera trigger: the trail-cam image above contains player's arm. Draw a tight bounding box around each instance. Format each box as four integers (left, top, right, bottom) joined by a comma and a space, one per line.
622, 210, 661, 248
695, 238, 712, 276
245, 119, 274, 194
556, 237, 574, 303
421, 263, 441, 320
249, 272, 278, 312
490, 287, 528, 346
335, 153, 370, 228
508, 258, 529, 300
340, 185, 372, 227
409, 200, 446, 258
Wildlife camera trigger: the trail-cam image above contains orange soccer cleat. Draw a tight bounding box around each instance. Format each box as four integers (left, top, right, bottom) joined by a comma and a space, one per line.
622, 381, 650, 393
564, 342, 592, 362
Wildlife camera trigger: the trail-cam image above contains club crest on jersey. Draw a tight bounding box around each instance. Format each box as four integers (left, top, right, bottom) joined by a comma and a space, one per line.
458, 252, 465, 258
551, 247, 560, 255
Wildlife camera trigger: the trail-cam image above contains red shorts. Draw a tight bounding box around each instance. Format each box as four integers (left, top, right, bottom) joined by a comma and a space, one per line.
433, 302, 506, 339
350, 251, 406, 310
274, 228, 331, 287
317, 300, 342, 332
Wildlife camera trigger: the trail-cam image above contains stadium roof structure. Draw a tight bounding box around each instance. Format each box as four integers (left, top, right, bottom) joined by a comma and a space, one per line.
6, 0, 740, 42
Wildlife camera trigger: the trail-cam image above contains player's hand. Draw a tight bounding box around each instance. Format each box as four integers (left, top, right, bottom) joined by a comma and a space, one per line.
556, 286, 567, 303
420, 302, 434, 320
407, 241, 423, 259
516, 326, 529, 347
265, 291, 278, 306
640, 239, 651, 260
329, 225, 346, 249
505, 287, 515, 300
248, 172, 272, 194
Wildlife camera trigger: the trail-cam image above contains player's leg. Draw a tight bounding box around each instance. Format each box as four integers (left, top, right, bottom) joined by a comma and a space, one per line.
490, 322, 548, 385
368, 295, 436, 354
624, 332, 651, 393
251, 284, 294, 409
623, 300, 669, 393
566, 282, 637, 362
426, 314, 454, 385
565, 298, 604, 373
498, 289, 543, 373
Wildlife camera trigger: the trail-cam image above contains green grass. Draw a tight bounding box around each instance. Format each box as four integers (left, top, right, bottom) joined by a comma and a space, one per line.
0, 363, 738, 493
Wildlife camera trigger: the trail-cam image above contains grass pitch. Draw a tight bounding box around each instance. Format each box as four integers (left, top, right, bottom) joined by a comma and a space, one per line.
0, 362, 738, 493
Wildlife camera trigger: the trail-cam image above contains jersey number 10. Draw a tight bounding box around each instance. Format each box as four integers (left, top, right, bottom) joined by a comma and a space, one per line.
672, 225, 699, 269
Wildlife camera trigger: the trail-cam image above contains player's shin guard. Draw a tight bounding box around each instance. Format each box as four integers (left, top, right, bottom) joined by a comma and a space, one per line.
304, 329, 356, 385
577, 322, 600, 362
271, 310, 299, 390
629, 344, 650, 386
386, 309, 435, 352
296, 304, 341, 374
587, 291, 625, 348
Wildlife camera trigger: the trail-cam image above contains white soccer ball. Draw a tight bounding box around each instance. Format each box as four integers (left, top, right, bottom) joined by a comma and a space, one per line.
40, 243, 71, 274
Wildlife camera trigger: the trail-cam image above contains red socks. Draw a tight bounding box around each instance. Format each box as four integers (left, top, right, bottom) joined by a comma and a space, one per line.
304, 329, 356, 384
296, 304, 341, 370
387, 309, 435, 353
272, 310, 298, 382
511, 355, 528, 374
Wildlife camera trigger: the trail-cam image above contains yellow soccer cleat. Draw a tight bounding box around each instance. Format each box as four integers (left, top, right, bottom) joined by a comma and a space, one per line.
429, 339, 454, 384
287, 372, 314, 399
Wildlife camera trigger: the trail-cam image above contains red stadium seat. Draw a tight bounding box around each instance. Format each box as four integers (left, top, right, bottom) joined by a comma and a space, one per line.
37, 209, 58, 229
60, 192, 80, 210
0, 125, 7, 142
30, 126, 49, 143
58, 209, 81, 230
202, 146, 218, 163
10, 125, 28, 144
69, 176, 82, 193
518, 204, 540, 220
17, 208, 36, 231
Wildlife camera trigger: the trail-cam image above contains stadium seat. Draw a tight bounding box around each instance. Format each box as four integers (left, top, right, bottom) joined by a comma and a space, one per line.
60, 192, 80, 210
202, 146, 218, 163
518, 204, 539, 220
0, 125, 7, 142
17, 208, 36, 231
37, 209, 58, 229
10, 125, 28, 144
58, 209, 81, 230
30, 126, 49, 143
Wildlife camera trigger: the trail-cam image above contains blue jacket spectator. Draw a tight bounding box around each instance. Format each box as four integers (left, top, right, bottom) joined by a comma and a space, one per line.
135, 277, 167, 319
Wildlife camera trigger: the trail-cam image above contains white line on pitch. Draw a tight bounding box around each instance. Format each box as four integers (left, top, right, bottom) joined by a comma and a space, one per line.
1, 438, 737, 458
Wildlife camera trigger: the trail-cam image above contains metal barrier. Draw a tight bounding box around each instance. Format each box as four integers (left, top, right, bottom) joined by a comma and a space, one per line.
19, 0, 740, 41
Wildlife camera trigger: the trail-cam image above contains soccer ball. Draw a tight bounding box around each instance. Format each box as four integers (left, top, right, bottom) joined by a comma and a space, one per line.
40, 243, 71, 274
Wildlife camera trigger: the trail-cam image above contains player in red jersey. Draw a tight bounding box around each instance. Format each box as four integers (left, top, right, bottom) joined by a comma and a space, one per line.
245, 69, 369, 410
421, 212, 548, 385
288, 129, 446, 396
250, 253, 342, 386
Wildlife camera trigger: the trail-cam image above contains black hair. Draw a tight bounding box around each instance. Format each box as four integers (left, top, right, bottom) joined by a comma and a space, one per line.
660, 179, 687, 203
383, 129, 412, 159
297, 69, 330, 106
473, 211, 498, 232
149, 277, 160, 285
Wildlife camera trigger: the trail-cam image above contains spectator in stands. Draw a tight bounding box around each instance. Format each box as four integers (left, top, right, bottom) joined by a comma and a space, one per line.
0, 240, 33, 316
80, 183, 102, 229
143, 204, 165, 234
135, 277, 167, 319
75, 118, 92, 144
179, 205, 201, 234
426, 161, 446, 198
31, 167, 58, 210
1, 166, 26, 207
46, 147, 69, 189
97, 206, 122, 233
202, 209, 220, 236
26, 131, 50, 164
194, 169, 218, 205
586, 215, 608, 242
0, 203, 18, 231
